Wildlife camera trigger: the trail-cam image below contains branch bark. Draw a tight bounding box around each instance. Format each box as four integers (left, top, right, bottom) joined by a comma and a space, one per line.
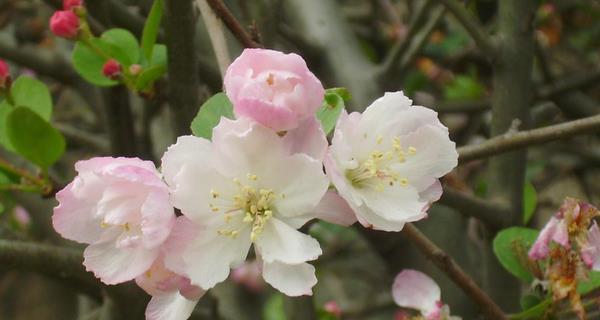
402, 223, 507, 320
458, 114, 600, 164
205, 0, 260, 48
164, 0, 201, 136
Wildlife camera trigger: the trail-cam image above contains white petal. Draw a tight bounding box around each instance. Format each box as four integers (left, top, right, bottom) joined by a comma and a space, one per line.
312, 190, 357, 226
282, 116, 328, 161
262, 261, 317, 296
161, 135, 212, 188
360, 182, 426, 222
255, 218, 322, 264
145, 292, 201, 320
182, 220, 252, 289
392, 269, 441, 315
354, 204, 409, 232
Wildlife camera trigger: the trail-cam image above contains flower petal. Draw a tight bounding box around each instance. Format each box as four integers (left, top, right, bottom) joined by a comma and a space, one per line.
262, 261, 317, 296
145, 292, 201, 320
282, 116, 328, 161
161, 135, 212, 188
392, 269, 441, 316
255, 218, 322, 264
312, 190, 357, 226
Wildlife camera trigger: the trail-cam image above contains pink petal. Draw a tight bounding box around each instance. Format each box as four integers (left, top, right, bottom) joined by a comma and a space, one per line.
529, 217, 561, 260
145, 292, 200, 320
282, 116, 328, 161
392, 269, 441, 316
312, 190, 357, 227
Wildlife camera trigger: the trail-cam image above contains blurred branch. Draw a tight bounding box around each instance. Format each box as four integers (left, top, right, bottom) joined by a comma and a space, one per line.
165, 0, 201, 136
536, 68, 600, 100
438, 0, 496, 58
54, 123, 110, 153
0, 42, 78, 84
458, 114, 600, 164
205, 0, 261, 48
439, 187, 510, 228
197, 0, 231, 77
0, 239, 101, 300
402, 224, 507, 320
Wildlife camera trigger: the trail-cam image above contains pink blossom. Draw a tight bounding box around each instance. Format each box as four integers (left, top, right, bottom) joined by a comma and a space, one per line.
13, 206, 31, 229
52, 157, 175, 285
136, 258, 204, 320
224, 48, 324, 132
529, 216, 569, 260
49, 10, 80, 39
102, 59, 121, 79
63, 0, 83, 10
581, 222, 600, 270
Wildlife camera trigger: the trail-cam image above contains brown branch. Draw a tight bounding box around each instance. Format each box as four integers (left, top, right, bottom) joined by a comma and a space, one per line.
402, 223, 507, 320
205, 0, 261, 48
439, 187, 510, 228
438, 0, 496, 58
458, 114, 600, 164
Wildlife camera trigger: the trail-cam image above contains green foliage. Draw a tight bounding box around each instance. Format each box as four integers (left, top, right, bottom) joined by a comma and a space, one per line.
72, 39, 119, 86
190, 93, 234, 140
101, 29, 140, 66
316, 88, 350, 135
493, 227, 539, 283
443, 75, 485, 101
6, 107, 65, 170
141, 0, 164, 61
523, 182, 538, 224
263, 294, 285, 320
136, 64, 167, 90
510, 299, 551, 320
520, 294, 543, 311
577, 271, 600, 294
150, 44, 167, 67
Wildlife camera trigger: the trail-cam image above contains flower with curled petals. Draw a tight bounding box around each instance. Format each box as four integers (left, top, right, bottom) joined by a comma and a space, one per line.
52, 157, 175, 285
161, 119, 329, 296
224, 48, 324, 132
324, 91, 458, 231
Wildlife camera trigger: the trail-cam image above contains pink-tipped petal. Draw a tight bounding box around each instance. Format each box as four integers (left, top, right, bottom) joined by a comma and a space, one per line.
392, 269, 441, 316
312, 190, 357, 227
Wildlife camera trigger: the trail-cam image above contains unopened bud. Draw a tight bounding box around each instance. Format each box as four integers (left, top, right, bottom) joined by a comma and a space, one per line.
49, 10, 80, 39
102, 59, 121, 80
129, 64, 143, 76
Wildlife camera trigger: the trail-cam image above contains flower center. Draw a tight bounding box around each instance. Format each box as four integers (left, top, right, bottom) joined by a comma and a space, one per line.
345, 135, 416, 191
209, 173, 280, 241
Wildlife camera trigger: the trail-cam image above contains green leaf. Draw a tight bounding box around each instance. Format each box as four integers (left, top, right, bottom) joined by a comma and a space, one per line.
0, 202, 4, 215
100, 28, 140, 66
72, 39, 119, 86
150, 44, 167, 66
0, 170, 10, 185
0, 101, 13, 150
6, 107, 65, 169
316, 88, 349, 135
443, 75, 485, 101
135, 64, 166, 91
493, 227, 540, 283
520, 294, 542, 311
509, 299, 551, 320
141, 0, 163, 60
263, 294, 285, 320
10, 76, 52, 120
190, 93, 234, 140
523, 182, 538, 224
577, 271, 600, 294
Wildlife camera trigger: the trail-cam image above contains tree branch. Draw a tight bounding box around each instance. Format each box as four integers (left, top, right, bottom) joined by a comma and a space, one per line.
402, 223, 507, 320
165, 0, 201, 136
458, 114, 600, 164
197, 0, 232, 77
439, 187, 511, 228
438, 0, 496, 58
205, 0, 260, 48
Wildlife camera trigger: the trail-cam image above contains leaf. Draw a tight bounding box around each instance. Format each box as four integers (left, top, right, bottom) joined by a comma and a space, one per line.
493, 227, 540, 283
263, 294, 285, 320
190, 93, 234, 140
316, 88, 349, 135
6, 107, 65, 169
523, 182, 538, 224
443, 75, 485, 101
100, 28, 140, 66
72, 39, 119, 86
141, 0, 163, 60
520, 294, 542, 311
150, 44, 167, 66
0, 101, 13, 150
0, 202, 4, 215
135, 64, 166, 91
577, 271, 600, 295
10, 76, 52, 120
509, 299, 551, 320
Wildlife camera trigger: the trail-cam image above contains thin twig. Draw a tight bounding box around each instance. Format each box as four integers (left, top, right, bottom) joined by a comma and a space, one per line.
205, 0, 261, 48
458, 114, 600, 164
402, 223, 507, 320
197, 0, 231, 77
438, 0, 496, 58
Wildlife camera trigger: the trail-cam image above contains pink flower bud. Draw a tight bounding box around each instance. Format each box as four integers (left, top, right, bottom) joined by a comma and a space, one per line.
224, 48, 325, 132
0, 59, 9, 88
49, 10, 80, 39
129, 64, 143, 76
102, 59, 121, 79
323, 301, 342, 317
63, 0, 83, 10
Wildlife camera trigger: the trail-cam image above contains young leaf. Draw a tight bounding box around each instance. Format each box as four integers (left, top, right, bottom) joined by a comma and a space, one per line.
190, 93, 234, 140
523, 182, 538, 224
141, 0, 163, 60
509, 299, 551, 320
0, 101, 13, 150
135, 64, 166, 91
151, 44, 167, 67
72, 39, 119, 86
101, 29, 140, 66
443, 75, 485, 101
316, 88, 350, 135
6, 107, 65, 169
10, 76, 52, 120
493, 227, 539, 283
577, 271, 600, 294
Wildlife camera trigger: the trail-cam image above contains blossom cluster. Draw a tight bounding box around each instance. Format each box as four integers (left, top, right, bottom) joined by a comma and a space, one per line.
53, 48, 458, 319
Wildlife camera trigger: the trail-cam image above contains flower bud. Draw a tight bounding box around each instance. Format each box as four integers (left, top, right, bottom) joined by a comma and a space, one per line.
63, 0, 83, 10
129, 64, 142, 76
102, 59, 121, 79
49, 10, 80, 39
0, 59, 10, 89
323, 301, 342, 318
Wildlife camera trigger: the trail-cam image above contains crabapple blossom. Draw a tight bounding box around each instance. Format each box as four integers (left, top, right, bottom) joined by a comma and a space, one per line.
52, 157, 175, 284
49, 10, 80, 39
136, 257, 205, 320
324, 91, 458, 231
224, 48, 324, 132
161, 119, 329, 296
528, 216, 569, 260
581, 222, 600, 270
392, 269, 460, 320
